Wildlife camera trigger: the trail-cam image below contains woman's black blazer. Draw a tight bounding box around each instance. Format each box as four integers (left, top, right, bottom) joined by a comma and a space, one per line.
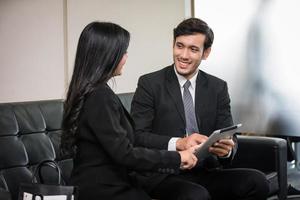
70, 84, 180, 199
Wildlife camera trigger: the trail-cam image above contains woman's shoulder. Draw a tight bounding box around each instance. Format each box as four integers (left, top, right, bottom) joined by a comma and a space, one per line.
94, 84, 114, 95
87, 84, 118, 105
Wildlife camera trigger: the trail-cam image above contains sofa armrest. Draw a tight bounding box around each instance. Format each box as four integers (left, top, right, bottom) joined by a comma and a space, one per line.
230, 135, 287, 200
231, 135, 286, 170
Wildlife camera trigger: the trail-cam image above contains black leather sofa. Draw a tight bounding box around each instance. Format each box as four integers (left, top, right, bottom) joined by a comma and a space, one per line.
0, 99, 70, 200
0, 93, 288, 200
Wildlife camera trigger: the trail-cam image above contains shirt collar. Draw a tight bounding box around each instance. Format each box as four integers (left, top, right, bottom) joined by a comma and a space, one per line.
174, 65, 199, 90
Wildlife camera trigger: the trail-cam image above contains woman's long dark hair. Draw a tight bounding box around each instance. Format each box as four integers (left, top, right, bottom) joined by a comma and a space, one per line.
61, 22, 130, 156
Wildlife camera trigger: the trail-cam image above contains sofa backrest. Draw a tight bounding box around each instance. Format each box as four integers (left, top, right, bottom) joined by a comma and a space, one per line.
0, 93, 134, 200
117, 92, 134, 112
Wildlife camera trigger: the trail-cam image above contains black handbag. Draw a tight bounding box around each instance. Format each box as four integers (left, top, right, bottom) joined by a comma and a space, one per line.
18, 160, 77, 200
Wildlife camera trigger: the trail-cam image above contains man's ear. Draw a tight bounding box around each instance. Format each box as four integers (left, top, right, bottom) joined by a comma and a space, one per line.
202, 47, 211, 60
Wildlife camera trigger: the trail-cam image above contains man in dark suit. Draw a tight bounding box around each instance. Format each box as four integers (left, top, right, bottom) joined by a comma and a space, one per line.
131, 18, 270, 200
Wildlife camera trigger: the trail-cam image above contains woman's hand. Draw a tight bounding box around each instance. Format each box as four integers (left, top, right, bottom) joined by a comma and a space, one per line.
178, 146, 199, 170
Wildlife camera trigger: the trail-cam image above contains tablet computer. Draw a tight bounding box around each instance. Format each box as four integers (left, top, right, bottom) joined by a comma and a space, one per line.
194, 124, 242, 160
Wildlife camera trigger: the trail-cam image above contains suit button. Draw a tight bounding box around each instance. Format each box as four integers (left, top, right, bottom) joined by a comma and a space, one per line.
170, 169, 175, 174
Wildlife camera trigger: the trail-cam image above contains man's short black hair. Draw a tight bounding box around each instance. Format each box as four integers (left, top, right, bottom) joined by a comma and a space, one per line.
173, 18, 214, 50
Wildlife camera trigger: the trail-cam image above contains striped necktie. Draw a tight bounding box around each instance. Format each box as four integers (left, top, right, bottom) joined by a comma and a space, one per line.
183, 80, 199, 135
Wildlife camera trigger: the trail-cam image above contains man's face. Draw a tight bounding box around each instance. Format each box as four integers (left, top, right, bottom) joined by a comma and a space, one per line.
173, 33, 210, 79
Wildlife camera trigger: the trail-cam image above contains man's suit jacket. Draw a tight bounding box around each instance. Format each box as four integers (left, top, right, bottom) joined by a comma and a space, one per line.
70, 84, 181, 200
131, 65, 235, 191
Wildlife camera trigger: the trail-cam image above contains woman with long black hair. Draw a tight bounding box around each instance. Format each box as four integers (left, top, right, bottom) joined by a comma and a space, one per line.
61, 21, 197, 200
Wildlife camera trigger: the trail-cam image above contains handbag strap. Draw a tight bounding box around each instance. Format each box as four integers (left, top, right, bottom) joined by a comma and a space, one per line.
0, 174, 9, 191
32, 160, 62, 185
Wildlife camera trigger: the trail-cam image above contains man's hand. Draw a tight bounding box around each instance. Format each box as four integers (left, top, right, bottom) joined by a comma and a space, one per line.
209, 138, 235, 157
176, 133, 208, 151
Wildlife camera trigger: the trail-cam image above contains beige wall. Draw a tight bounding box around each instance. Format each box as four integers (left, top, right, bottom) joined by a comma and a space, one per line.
0, 0, 186, 102
67, 0, 185, 93
0, 0, 65, 102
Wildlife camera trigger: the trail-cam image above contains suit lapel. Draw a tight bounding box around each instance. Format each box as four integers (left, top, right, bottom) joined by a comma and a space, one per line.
165, 66, 185, 124
195, 70, 208, 133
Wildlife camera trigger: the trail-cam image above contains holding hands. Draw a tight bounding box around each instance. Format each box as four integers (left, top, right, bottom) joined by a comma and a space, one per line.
178, 148, 198, 169
177, 133, 207, 170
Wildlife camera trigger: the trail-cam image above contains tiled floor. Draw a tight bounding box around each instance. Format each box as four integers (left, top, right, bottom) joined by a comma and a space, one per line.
288, 163, 300, 190
287, 162, 300, 199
